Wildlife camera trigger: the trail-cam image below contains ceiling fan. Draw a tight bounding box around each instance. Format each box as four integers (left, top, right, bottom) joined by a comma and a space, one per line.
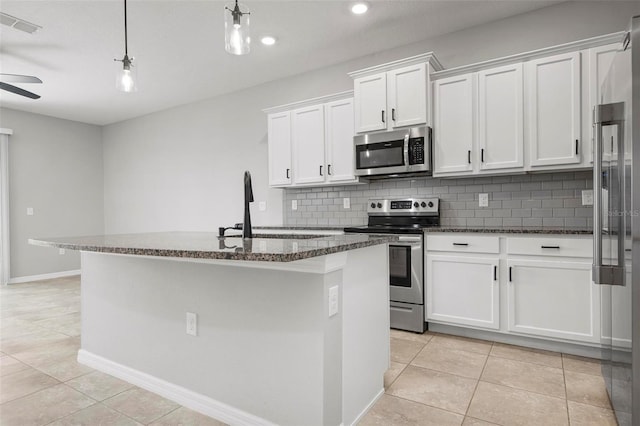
0, 73, 42, 99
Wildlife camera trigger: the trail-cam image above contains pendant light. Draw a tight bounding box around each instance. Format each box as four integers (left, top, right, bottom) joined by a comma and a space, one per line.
224, 0, 250, 55
114, 0, 137, 92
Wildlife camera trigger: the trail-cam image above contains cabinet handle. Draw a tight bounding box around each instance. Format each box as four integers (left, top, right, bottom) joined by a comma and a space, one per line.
541, 245, 560, 249
381, 110, 385, 123
509, 266, 512, 282
493, 265, 497, 281
575, 139, 579, 155
481, 149, 485, 162
467, 150, 471, 164
392, 108, 396, 121
328, 164, 332, 175
319, 165, 323, 176
286, 168, 290, 179
453, 243, 468, 246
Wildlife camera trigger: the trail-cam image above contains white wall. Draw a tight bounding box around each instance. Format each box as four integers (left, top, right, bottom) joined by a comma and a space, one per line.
102, 1, 640, 234
0, 108, 104, 279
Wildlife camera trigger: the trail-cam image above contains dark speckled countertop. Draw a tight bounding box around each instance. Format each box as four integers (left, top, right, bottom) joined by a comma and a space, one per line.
28, 232, 396, 262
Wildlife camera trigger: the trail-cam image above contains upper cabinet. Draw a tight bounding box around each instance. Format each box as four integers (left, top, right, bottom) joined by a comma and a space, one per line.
265, 92, 358, 188
527, 52, 581, 167
349, 53, 443, 134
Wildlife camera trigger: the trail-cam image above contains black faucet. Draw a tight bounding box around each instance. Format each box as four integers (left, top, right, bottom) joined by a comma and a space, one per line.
243, 170, 254, 239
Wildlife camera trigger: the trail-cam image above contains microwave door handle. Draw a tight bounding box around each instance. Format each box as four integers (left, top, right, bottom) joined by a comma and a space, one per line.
403, 136, 410, 167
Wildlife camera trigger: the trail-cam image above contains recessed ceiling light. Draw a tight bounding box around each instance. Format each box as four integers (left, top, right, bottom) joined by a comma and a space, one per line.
261, 36, 276, 46
351, 3, 368, 15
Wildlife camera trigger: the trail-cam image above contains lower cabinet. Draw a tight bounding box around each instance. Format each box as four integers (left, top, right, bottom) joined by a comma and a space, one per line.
426, 254, 499, 330
507, 259, 598, 343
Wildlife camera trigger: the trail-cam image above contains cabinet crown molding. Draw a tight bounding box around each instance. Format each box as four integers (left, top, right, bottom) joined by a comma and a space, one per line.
347, 52, 443, 79
432, 32, 625, 80
263, 91, 353, 114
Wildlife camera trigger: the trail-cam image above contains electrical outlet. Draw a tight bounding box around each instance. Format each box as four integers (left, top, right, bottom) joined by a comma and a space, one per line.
343, 198, 350, 209
258, 201, 267, 211
328, 286, 339, 317
59, 248, 65, 255
582, 190, 594, 206
479, 193, 489, 207
186, 312, 197, 336
26, 207, 34, 216
292, 200, 298, 210
259, 240, 267, 252
292, 242, 298, 252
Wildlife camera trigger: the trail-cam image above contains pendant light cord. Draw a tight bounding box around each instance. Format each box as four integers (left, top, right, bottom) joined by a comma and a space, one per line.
123, 0, 128, 56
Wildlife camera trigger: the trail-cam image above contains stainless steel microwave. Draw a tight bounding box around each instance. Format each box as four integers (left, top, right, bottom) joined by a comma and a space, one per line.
354, 126, 432, 178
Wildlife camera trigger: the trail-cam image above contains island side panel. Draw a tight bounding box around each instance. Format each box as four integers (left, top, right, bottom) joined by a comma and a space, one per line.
79, 251, 341, 426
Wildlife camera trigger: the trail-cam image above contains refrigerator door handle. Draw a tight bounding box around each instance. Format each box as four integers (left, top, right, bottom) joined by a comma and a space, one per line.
593, 102, 626, 286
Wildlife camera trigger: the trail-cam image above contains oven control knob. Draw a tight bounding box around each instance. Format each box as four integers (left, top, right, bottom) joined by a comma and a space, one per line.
421, 202, 427, 208
413, 202, 419, 208
377, 203, 382, 208
370, 203, 376, 208
428, 201, 434, 208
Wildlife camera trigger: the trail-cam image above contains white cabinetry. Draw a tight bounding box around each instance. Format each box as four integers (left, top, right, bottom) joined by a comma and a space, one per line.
265, 92, 358, 188
527, 52, 581, 167
349, 53, 442, 134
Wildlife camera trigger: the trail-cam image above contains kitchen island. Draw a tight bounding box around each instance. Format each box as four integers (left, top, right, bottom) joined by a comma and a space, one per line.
29, 232, 394, 426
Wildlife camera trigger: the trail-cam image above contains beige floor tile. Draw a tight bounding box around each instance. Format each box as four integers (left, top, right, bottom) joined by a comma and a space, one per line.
480, 356, 565, 398
0, 383, 95, 426
0, 354, 31, 376
387, 365, 477, 414
103, 387, 180, 424
0, 329, 73, 354
567, 400, 617, 426
490, 342, 562, 368
563, 354, 603, 376
48, 403, 143, 426
66, 370, 134, 401
565, 370, 612, 409
149, 406, 228, 426
0, 366, 60, 404
462, 417, 499, 425
390, 329, 434, 344
35, 355, 95, 382
467, 381, 568, 425
390, 337, 425, 363
429, 335, 493, 355
412, 343, 488, 379
384, 361, 406, 389
360, 394, 463, 426
11, 336, 80, 368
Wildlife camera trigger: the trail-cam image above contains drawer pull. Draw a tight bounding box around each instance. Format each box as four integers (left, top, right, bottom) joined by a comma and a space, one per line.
453, 243, 469, 246
541, 245, 560, 249
493, 265, 497, 281
509, 266, 512, 282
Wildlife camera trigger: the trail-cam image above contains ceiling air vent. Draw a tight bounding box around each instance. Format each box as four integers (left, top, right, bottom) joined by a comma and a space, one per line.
0, 12, 41, 34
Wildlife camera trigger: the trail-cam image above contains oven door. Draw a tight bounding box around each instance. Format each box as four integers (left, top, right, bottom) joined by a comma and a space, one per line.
354, 139, 408, 176
389, 235, 423, 305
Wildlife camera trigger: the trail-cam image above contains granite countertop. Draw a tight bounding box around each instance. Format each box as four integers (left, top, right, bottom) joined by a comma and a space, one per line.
29, 232, 396, 262
253, 226, 346, 231
422, 227, 593, 235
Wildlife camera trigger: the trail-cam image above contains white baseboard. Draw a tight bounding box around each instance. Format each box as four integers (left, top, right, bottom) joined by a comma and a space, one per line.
77, 350, 277, 426
8, 269, 80, 284
348, 387, 384, 426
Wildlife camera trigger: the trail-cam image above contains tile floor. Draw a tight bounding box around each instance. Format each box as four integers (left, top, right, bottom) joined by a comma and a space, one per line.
0, 277, 618, 425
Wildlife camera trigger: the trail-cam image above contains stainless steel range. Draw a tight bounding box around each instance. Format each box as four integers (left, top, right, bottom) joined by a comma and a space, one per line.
344, 197, 440, 333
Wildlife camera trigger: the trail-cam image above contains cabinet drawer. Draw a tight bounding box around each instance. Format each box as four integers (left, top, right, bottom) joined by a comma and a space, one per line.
507, 236, 592, 258
426, 234, 500, 254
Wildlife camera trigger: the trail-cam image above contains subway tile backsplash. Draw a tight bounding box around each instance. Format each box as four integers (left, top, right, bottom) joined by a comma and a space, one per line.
283, 171, 593, 229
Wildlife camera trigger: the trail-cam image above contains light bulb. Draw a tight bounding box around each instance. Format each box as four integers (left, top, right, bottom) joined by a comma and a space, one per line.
121, 69, 134, 92
230, 27, 243, 54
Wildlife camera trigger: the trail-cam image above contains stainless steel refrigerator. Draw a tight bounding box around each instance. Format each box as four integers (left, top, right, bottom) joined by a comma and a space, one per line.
593, 15, 640, 426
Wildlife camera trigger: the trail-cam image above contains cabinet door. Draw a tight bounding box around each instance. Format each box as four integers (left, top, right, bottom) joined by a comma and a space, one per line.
292, 105, 326, 185
267, 111, 292, 186
507, 259, 598, 343
478, 63, 524, 171
527, 52, 581, 167
426, 254, 499, 330
388, 63, 427, 129
433, 74, 474, 176
325, 98, 357, 183
353, 73, 387, 133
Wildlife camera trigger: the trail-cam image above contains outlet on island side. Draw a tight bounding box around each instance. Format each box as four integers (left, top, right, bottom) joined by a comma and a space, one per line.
186, 312, 197, 336
328, 286, 339, 317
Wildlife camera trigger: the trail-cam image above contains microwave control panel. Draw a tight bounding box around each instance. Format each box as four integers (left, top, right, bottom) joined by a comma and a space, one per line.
408, 137, 425, 165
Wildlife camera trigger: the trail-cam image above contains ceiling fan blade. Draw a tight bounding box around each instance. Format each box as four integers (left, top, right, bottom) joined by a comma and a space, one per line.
0, 82, 40, 99
0, 73, 42, 83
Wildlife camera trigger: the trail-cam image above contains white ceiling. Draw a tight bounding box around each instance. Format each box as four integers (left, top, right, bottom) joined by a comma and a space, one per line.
0, 0, 561, 126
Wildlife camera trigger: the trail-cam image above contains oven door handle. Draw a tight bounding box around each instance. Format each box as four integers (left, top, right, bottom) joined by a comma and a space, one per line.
396, 236, 422, 242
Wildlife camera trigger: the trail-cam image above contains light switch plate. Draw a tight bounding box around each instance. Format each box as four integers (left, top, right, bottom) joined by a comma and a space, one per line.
343, 198, 350, 209
328, 286, 339, 317
258, 201, 267, 211
26, 207, 34, 216
582, 190, 594, 206
479, 193, 489, 207
59, 249, 66, 255
186, 312, 197, 336
292, 200, 298, 210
